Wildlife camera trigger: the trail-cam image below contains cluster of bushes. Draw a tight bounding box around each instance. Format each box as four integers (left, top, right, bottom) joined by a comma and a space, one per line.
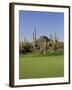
19, 42, 33, 54
19, 41, 64, 54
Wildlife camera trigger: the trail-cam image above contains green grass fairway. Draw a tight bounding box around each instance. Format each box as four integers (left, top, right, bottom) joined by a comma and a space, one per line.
19, 55, 64, 79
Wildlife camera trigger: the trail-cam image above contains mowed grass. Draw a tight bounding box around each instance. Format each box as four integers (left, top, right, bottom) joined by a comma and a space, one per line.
19, 55, 64, 79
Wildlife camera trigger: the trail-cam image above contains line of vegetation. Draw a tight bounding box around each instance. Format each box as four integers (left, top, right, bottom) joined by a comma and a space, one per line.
20, 51, 64, 57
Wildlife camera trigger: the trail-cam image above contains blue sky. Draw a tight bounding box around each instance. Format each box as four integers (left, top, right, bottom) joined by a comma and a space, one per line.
19, 10, 64, 42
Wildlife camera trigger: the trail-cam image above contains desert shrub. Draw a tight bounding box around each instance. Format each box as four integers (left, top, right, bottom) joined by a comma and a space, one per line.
19, 42, 33, 54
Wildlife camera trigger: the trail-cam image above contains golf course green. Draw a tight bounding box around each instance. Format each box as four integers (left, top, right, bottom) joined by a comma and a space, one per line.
19, 54, 64, 79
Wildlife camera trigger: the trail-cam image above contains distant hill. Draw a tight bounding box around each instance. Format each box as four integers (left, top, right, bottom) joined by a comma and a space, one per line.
37, 36, 50, 45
